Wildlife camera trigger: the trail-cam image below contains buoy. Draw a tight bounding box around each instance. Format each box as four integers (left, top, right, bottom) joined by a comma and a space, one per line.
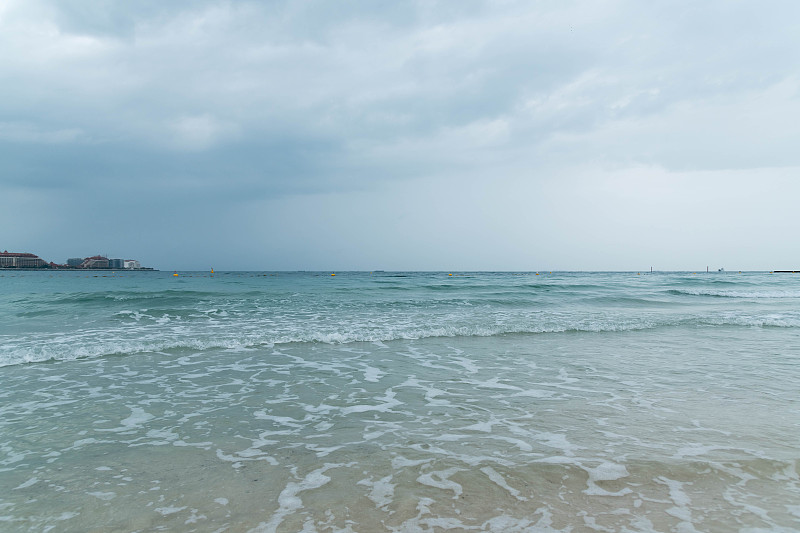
448, 273, 452, 276
331, 273, 335, 276
173, 271, 178, 277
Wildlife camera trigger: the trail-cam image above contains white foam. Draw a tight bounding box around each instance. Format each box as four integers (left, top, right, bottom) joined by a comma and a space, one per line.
583, 461, 632, 497
362, 365, 384, 382
87, 491, 116, 501
462, 420, 495, 432
145, 428, 179, 444
656, 477, 697, 530
154, 505, 186, 515
675, 289, 800, 299
249, 464, 339, 533
314, 421, 334, 432
414, 383, 452, 407
391, 455, 431, 469
215, 448, 278, 466
70, 438, 101, 448
13, 477, 39, 490
535, 432, 580, 456
513, 389, 554, 398
184, 508, 207, 525
554, 366, 569, 380
357, 474, 395, 508
253, 412, 304, 428
480, 466, 527, 501
436, 433, 472, 443
390, 497, 476, 532
451, 357, 479, 374
341, 389, 401, 414
474, 378, 523, 391
1, 312, 687, 368
673, 443, 722, 459
172, 440, 213, 449
587, 461, 629, 482
95, 407, 154, 433
416, 467, 463, 498
304, 444, 343, 458
485, 512, 570, 533
487, 435, 534, 452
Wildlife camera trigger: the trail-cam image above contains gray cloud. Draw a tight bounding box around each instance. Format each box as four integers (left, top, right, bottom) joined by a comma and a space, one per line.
2, 0, 799, 269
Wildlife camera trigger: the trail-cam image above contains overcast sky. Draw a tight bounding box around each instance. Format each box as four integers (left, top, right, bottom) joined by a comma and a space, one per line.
2, 0, 799, 270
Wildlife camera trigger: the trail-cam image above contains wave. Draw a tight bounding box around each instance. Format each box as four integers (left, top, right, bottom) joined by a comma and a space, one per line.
584, 295, 675, 306
668, 289, 800, 299
66, 289, 231, 302
5, 271, 800, 368
4, 313, 800, 368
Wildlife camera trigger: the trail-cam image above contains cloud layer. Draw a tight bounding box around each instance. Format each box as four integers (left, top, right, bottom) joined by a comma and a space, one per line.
2, 0, 799, 269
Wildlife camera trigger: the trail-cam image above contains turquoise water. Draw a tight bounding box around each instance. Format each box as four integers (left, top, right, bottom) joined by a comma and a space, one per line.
1, 271, 799, 531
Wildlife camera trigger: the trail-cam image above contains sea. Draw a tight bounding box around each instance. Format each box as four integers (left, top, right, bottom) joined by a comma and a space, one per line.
1, 270, 798, 533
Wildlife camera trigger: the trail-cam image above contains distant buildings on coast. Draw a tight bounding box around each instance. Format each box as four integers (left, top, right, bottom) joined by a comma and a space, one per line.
0, 251, 154, 270
0, 252, 47, 268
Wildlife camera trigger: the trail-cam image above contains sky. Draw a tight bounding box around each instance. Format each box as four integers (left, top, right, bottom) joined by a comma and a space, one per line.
1, 0, 799, 271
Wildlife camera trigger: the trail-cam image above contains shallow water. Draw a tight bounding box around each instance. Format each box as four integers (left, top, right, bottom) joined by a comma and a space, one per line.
1, 271, 799, 531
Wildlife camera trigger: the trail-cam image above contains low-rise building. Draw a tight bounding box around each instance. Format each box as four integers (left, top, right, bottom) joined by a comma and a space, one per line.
0, 251, 47, 268
124, 259, 141, 269
81, 256, 110, 269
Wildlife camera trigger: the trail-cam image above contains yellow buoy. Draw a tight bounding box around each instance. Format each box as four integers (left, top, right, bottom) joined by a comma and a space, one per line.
331, 273, 335, 276
448, 273, 452, 276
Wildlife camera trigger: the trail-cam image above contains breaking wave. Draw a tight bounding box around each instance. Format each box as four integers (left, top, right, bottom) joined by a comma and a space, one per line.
4, 312, 800, 367
4, 270, 800, 367
668, 289, 800, 299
